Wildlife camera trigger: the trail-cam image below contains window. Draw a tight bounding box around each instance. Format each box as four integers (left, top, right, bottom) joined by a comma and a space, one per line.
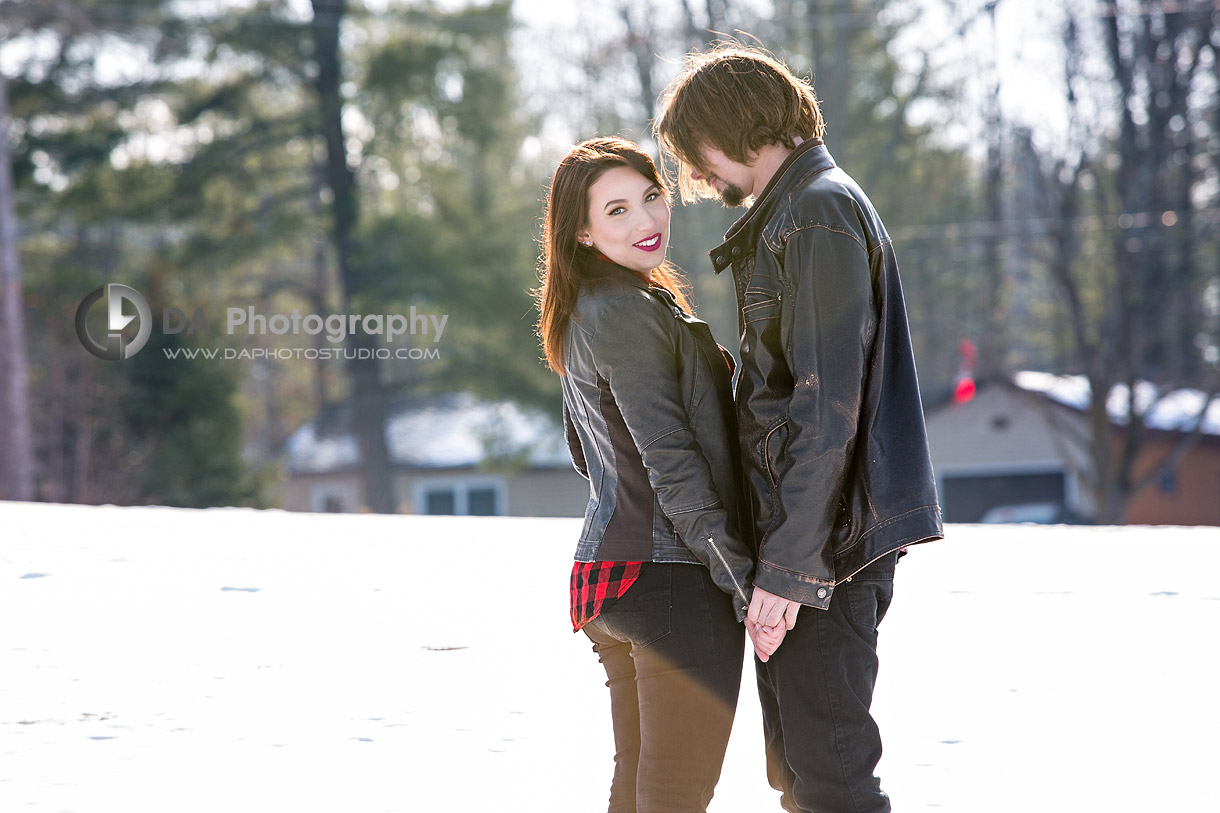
414, 478, 506, 516
467, 487, 498, 516
424, 489, 457, 515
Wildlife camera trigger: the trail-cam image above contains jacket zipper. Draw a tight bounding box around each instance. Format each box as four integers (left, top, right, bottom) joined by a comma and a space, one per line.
841, 545, 916, 583
706, 535, 750, 609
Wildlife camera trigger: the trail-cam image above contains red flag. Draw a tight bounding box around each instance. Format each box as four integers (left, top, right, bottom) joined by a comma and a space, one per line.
953, 339, 976, 404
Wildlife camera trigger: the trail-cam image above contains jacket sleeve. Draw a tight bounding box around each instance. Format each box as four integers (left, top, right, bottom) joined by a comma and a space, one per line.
563, 402, 589, 479
754, 224, 876, 610
591, 293, 754, 620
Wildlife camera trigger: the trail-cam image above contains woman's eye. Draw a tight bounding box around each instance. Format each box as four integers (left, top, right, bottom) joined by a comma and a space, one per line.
645, 192, 659, 202
609, 206, 625, 216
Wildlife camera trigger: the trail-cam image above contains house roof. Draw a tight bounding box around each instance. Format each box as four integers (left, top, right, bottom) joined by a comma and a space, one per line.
1013, 372, 1220, 437
924, 380, 1078, 469
284, 393, 569, 474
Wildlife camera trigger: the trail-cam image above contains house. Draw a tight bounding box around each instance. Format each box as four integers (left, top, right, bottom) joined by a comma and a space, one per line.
924, 372, 1220, 525
274, 393, 589, 516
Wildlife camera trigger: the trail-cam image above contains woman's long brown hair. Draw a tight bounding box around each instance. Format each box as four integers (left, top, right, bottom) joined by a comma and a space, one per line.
534, 137, 692, 376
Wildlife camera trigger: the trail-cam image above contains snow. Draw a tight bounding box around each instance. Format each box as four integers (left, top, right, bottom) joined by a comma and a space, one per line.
2, 501, 1218, 812
1014, 371, 1220, 436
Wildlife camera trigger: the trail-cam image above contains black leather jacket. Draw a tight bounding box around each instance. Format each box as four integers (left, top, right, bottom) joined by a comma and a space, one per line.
561, 259, 755, 620
708, 140, 943, 610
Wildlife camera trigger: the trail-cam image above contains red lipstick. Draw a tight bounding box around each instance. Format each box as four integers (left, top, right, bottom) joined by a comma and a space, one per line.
634, 233, 663, 252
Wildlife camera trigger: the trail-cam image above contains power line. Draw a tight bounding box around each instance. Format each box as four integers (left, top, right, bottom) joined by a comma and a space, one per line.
891, 206, 1220, 243
1090, 1, 1220, 17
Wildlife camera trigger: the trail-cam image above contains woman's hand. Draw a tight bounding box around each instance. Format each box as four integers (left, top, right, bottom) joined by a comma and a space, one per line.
745, 619, 787, 662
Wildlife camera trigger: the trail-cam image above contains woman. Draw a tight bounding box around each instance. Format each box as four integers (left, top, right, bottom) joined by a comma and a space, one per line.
534, 137, 756, 812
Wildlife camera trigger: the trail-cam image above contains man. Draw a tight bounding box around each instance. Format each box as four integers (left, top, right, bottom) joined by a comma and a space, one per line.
655, 45, 943, 813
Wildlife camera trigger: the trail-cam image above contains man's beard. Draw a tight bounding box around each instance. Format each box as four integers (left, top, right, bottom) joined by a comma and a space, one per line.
720, 183, 748, 207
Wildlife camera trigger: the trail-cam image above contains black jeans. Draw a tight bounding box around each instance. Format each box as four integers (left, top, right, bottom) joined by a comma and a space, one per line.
583, 562, 745, 813
755, 551, 899, 813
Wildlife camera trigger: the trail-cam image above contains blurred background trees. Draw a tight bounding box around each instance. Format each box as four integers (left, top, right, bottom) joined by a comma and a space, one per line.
0, 0, 1216, 520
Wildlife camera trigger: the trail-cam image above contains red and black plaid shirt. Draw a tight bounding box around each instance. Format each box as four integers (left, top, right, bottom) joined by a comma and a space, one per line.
570, 561, 643, 631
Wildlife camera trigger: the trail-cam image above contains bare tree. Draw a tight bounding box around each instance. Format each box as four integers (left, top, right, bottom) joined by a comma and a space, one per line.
1033, 1, 1219, 523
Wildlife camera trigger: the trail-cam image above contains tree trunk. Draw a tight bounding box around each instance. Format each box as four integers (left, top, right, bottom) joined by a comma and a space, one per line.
619, 3, 656, 128
1086, 376, 1125, 525
977, 1, 1006, 381
310, 159, 333, 416
310, 0, 396, 513
807, 0, 851, 145
704, 0, 726, 35
0, 71, 34, 501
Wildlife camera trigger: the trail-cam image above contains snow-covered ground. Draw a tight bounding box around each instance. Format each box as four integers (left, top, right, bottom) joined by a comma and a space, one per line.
2, 502, 1217, 812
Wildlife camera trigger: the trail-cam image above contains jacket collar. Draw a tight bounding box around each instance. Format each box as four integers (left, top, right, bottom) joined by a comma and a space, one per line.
708, 138, 833, 274
586, 256, 698, 319
586, 255, 652, 290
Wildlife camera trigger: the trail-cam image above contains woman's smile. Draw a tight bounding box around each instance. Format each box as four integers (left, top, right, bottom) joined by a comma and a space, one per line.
634, 233, 663, 251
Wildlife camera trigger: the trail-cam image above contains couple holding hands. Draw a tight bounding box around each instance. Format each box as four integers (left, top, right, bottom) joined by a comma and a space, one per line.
535, 44, 943, 813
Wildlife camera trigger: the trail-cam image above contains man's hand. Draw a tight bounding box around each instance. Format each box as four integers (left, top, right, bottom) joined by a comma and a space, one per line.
748, 586, 802, 631
745, 619, 786, 662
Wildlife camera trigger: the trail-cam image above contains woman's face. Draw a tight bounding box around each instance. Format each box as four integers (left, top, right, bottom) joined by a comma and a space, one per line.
579, 165, 671, 276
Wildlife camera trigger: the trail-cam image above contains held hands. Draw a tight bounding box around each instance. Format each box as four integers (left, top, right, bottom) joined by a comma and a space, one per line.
748, 586, 801, 630
745, 619, 786, 662
744, 587, 803, 662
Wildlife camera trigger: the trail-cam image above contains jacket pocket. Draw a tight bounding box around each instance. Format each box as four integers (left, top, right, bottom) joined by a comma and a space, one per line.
835, 496, 852, 540
742, 286, 782, 325
762, 419, 789, 489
